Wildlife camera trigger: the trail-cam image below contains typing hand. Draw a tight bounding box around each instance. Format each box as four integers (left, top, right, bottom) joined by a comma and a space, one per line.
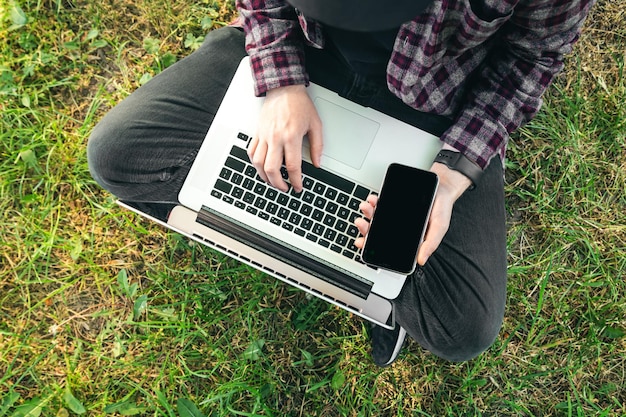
248, 85, 323, 193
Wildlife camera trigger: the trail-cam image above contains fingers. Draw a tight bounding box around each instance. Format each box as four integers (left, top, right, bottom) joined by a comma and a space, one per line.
248, 134, 302, 193
307, 117, 324, 168
353, 194, 378, 249
247, 136, 268, 182
365, 194, 378, 207
353, 217, 369, 249
283, 143, 303, 192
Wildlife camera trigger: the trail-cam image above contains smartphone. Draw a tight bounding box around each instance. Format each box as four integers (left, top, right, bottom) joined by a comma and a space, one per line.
361, 163, 438, 275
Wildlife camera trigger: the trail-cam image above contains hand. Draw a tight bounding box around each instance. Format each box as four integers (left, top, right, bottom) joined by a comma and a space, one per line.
247, 85, 323, 193
354, 162, 472, 266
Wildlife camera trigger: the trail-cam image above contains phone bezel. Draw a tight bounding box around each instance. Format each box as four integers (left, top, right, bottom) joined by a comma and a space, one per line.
361, 163, 438, 275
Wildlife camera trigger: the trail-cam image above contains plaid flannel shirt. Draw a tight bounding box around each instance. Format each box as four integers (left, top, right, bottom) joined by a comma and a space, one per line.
236, 0, 595, 169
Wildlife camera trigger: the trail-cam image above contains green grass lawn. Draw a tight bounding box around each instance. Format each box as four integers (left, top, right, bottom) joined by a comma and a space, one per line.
1, 0, 625, 415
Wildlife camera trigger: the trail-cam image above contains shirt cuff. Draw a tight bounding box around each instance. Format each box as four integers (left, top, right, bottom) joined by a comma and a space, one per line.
439, 109, 508, 170
249, 50, 309, 96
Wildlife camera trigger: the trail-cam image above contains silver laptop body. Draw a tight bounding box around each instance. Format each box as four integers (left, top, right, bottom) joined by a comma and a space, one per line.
141, 57, 441, 329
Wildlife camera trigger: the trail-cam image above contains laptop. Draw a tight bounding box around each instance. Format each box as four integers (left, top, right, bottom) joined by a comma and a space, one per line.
122, 56, 442, 329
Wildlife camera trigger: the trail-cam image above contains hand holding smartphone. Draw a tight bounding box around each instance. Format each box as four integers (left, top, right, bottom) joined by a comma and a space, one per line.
361, 163, 438, 275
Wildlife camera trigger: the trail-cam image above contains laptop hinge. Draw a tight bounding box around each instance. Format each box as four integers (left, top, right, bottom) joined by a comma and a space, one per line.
197, 206, 372, 299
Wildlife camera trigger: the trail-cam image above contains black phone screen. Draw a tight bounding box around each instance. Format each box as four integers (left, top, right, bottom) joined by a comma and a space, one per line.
361, 163, 438, 274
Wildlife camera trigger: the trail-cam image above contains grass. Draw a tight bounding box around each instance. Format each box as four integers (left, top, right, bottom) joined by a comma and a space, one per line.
1, 0, 624, 415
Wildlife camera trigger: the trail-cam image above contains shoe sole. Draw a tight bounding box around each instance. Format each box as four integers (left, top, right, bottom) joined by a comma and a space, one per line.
381, 326, 407, 367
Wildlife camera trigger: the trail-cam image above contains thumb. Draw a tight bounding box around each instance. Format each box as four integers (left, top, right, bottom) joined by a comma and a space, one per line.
417, 236, 437, 266
416, 214, 449, 266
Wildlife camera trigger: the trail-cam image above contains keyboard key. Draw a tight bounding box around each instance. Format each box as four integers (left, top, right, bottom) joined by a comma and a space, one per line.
243, 192, 255, 204
303, 177, 314, 190
314, 196, 326, 209
313, 182, 326, 195
301, 218, 313, 231
242, 178, 254, 190
278, 207, 289, 220
337, 207, 350, 220
225, 157, 245, 173
336, 234, 349, 247
335, 220, 348, 233
288, 212, 302, 226
265, 188, 278, 201
232, 173, 243, 185
232, 187, 244, 199
343, 249, 356, 259
323, 229, 337, 241
300, 204, 313, 217
288, 198, 301, 211
323, 214, 336, 227
237, 132, 249, 141
267, 202, 278, 214
230, 145, 250, 162
302, 191, 315, 204
324, 188, 338, 200
219, 167, 232, 180
277, 194, 289, 206
348, 198, 361, 211
312, 209, 324, 222
254, 182, 266, 195
254, 197, 267, 210
214, 179, 232, 194
354, 185, 370, 200
222, 195, 234, 205
245, 165, 256, 178
312, 223, 325, 236
325, 201, 338, 214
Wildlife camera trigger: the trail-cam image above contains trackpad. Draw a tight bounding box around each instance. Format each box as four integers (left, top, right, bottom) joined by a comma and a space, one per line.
303, 98, 379, 170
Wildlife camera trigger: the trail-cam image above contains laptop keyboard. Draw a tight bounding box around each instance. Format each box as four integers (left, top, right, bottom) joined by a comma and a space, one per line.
209, 133, 374, 262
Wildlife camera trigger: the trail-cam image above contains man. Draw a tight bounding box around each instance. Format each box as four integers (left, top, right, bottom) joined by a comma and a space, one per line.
88, 0, 595, 366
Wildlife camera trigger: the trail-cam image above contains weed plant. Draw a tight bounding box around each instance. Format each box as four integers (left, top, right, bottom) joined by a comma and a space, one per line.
1, 0, 624, 415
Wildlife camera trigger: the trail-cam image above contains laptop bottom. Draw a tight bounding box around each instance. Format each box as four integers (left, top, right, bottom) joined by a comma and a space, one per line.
117, 201, 394, 329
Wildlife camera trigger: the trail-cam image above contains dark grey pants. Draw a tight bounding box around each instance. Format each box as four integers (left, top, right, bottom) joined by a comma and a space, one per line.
88, 27, 507, 362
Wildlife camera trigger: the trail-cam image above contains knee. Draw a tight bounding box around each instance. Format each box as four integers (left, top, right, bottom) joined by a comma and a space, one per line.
88, 116, 158, 204
197, 26, 245, 61
429, 303, 504, 362
86, 108, 131, 189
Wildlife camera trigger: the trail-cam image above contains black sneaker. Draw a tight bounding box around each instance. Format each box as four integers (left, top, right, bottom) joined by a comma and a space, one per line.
370, 323, 407, 367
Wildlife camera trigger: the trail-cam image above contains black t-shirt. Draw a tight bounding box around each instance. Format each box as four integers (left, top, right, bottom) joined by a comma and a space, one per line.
324, 26, 399, 78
